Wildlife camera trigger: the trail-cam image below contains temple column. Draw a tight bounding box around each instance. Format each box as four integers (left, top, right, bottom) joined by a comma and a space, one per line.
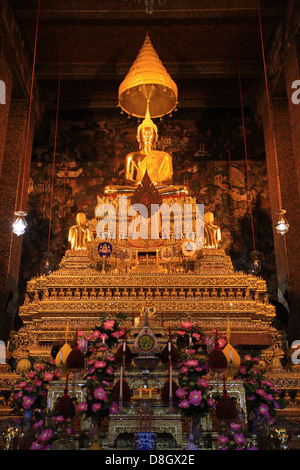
0, 99, 35, 342
262, 97, 300, 344
0, 38, 13, 177
285, 35, 300, 195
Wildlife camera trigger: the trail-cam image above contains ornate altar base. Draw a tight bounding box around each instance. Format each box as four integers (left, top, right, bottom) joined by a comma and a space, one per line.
108, 402, 183, 450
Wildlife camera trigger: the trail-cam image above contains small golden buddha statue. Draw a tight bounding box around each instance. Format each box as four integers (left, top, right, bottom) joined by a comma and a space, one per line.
204, 212, 221, 249
125, 112, 173, 186
68, 212, 92, 250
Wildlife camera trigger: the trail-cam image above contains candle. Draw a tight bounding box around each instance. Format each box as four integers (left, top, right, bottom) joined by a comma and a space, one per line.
230, 349, 232, 360
120, 364, 123, 401
169, 363, 173, 399
168, 340, 171, 353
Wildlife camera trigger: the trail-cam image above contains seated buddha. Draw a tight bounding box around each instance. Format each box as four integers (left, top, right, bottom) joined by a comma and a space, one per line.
104, 112, 188, 197
125, 114, 173, 186
68, 212, 93, 250
204, 211, 221, 249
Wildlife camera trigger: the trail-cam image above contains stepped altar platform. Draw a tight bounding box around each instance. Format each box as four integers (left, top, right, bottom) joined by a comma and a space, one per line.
16, 245, 277, 362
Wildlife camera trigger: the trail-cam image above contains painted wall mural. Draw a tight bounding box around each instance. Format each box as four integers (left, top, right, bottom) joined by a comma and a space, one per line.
19, 107, 277, 301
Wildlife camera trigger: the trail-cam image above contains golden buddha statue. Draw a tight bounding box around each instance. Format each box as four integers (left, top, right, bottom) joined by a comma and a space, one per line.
125, 113, 173, 186
68, 212, 92, 250
204, 212, 221, 249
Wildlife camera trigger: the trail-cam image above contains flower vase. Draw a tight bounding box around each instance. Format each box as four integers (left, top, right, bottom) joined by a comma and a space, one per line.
89, 417, 101, 445
23, 407, 34, 425
191, 413, 202, 446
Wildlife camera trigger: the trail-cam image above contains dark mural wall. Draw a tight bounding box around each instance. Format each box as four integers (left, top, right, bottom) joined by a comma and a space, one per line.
19, 107, 277, 302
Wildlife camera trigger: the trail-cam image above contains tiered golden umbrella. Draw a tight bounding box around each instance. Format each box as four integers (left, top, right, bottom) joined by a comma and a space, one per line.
118, 34, 178, 119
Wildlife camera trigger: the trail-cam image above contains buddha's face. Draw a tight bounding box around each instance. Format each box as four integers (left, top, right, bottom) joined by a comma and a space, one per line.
139, 126, 157, 147
76, 212, 86, 225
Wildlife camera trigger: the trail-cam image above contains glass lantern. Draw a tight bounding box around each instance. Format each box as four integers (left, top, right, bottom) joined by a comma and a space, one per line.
39, 251, 54, 276
249, 250, 262, 274
12, 211, 27, 236
275, 210, 289, 235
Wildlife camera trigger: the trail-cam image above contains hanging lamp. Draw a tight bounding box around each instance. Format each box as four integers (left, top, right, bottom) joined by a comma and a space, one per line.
249, 250, 262, 274
12, 211, 28, 236
275, 209, 289, 236
13, 0, 40, 236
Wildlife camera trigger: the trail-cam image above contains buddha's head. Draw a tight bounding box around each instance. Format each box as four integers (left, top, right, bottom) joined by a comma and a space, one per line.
76, 212, 87, 225
137, 114, 158, 149
204, 211, 214, 224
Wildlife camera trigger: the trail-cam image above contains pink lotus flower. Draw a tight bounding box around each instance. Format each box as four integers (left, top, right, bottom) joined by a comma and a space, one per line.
110, 402, 119, 414
34, 379, 42, 387
27, 371, 36, 379
198, 378, 209, 388
94, 360, 106, 369
180, 366, 188, 374
264, 393, 274, 402
92, 330, 101, 339
77, 402, 88, 411
13, 391, 22, 400
33, 420, 44, 429
181, 321, 192, 330
106, 366, 114, 375
94, 387, 107, 401
103, 320, 115, 330
37, 428, 53, 442
53, 415, 64, 423
175, 388, 187, 398
185, 359, 199, 368
192, 333, 201, 340
176, 330, 186, 336
258, 404, 269, 415
100, 333, 108, 342
244, 355, 252, 361
112, 330, 124, 339
247, 395, 256, 402
239, 366, 247, 374
22, 396, 36, 409
207, 398, 216, 408
218, 338, 226, 348
43, 371, 54, 381
230, 422, 242, 431
92, 402, 102, 411
30, 441, 44, 450
218, 435, 229, 444
189, 390, 202, 406
18, 381, 27, 388
233, 433, 246, 445
178, 399, 190, 409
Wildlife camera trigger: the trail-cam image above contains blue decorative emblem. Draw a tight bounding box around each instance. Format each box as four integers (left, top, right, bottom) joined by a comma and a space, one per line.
98, 242, 112, 257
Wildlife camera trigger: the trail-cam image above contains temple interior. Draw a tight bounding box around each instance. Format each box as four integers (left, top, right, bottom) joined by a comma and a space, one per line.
0, 0, 300, 452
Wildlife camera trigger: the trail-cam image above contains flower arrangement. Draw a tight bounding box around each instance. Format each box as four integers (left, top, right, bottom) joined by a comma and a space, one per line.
29, 415, 73, 450
217, 422, 259, 450
176, 357, 215, 421
12, 362, 60, 418
82, 316, 125, 352
77, 351, 117, 422
234, 355, 285, 423
175, 320, 205, 353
